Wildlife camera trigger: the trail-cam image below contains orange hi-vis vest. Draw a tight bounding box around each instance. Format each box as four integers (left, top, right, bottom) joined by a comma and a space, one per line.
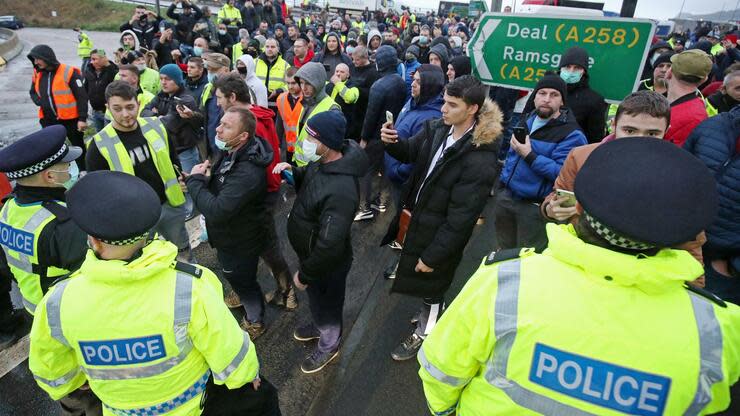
276, 92, 303, 153
33, 64, 80, 121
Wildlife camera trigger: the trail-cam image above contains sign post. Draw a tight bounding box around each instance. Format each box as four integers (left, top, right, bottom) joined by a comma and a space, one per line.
468, 13, 655, 103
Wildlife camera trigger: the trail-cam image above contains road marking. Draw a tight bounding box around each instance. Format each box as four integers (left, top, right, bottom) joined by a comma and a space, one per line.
0, 335, 30, 378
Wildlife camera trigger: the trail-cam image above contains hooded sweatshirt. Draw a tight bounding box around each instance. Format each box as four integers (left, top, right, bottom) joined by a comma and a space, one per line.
119, 29, 141, 53
312, 32, 353, 78
367, 29, 382, 54
362, 45, 405, 142
295, 62, 337, 131
384, 64, 446, 184
28, 45, 88, 123
428, 43, 449, 76
239, 55, 269, 107
249, 104, 282, 193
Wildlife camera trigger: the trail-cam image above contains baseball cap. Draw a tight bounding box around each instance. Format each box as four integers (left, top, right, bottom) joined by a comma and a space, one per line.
203, 52, 230, 69
670, 49, 712, 79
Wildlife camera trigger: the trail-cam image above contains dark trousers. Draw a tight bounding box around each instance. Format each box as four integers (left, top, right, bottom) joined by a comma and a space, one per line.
201, 375, 281, 416
493, 187, 548, 252
59, 389, 102, 416
306, 258, 352, 353
359, 139, 387, 208
0, 256, 15, 333
704, 261, 740, 306
414, 297, 445, 338
217, 251, 264, 323
260, 192, 291, 293
41, 118, 86, 171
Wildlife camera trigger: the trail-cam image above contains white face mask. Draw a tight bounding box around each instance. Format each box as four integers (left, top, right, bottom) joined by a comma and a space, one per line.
135, 63, 146, 71
301, 139, 322, 162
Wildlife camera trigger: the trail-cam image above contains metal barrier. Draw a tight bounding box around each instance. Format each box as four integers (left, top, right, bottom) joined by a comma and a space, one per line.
0, 28, 23, 65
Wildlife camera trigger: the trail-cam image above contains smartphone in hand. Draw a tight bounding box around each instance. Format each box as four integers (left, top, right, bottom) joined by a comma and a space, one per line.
555, 189, 577, 208
385, 111, 394, 126
513, 126, 528, 144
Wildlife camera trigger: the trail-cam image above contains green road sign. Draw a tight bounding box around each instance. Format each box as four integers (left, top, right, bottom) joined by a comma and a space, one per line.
468, 0, 488, 18
468, 13, 656, 103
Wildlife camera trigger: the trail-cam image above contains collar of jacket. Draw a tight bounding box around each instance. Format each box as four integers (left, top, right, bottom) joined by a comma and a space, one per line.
79, 239, 178, 284
544, 223, 704, 295
13, 185, 67, 204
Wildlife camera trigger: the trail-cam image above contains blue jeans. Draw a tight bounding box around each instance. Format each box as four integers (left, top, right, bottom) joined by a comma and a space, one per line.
305, 257, 352, 353
91, 110, 107, 132
178, 147, 200, 217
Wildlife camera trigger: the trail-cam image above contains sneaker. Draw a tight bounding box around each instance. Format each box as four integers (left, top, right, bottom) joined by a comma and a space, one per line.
224, 290, 243, 308
391, 332, 424, 361
241, 318, 266, 340
265, 287, 299, 310
370, 201, 387, 213
387, 241, 403, 251
293, 324, 320, 342
383, 263, 397, 280
354, 209, 375, 221
410, 310, 421, 325
301, 348, 339, 374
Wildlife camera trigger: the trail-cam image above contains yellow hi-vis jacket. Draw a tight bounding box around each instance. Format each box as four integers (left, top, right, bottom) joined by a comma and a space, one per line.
87, 117, 186, 207
292, 96, 340, 167
77, 32, 93, 59
29, 240, 259, 415
255, 55, 289, 95
0, 200, 70, 314
419, 224, 740, 416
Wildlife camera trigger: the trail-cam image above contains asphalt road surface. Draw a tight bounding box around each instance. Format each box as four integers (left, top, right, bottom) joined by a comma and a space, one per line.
0, 27, 501, 416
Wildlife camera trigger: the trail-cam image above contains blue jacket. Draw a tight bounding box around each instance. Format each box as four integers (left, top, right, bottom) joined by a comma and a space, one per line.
403, 59, 421, 98
499, 109, 587, 201
684, 106, 740, 251
384, 94, 444, 184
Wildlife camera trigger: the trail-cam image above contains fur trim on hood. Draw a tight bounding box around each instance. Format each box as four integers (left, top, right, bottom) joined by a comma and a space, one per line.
472, 98, 504, 147
120, 30, 141, 51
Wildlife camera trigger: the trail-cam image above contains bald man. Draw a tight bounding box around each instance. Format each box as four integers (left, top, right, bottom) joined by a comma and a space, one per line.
325, 63, 359, 136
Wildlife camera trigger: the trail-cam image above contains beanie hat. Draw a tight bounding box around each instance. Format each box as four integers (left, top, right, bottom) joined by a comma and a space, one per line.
653, 51, 675, 68
534, 73, 567, 103
560, 46, 589, 71
305, 111, 346, 151
159, 63, 184, 87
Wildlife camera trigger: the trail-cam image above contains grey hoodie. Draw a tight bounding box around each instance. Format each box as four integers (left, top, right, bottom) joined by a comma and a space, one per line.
294, 62, 339, 132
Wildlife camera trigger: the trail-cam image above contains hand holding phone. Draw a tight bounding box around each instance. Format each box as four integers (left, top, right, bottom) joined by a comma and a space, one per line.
513, 127, 528, 144
555, 189, 577, 208
385, 111, 394, 126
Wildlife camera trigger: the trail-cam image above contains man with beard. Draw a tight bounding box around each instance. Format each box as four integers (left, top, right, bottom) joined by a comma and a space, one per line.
639, 51, 674, 94
495, 74, 587, 251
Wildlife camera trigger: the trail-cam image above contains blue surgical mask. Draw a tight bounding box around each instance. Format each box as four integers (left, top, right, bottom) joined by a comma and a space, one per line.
346, 46, 355, 54
193, 46, 204, 57
301, 139, 321, 162
208, 73, 217, 83
560, 69, 583, 84
51, 161, 80, 189
214, 136, 231, 151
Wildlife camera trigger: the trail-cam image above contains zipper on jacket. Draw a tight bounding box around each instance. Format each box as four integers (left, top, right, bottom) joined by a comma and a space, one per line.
323, 215, 332, 240
46, 74, 57, 118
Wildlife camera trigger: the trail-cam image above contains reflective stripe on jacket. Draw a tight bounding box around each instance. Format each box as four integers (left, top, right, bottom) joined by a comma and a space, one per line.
0, 200, 69, 314
419, 224, 740, 416
88, 117, 185, 207
29, 240, 259, 414
292, 96, 339, 167
276, 92, 303, 153
255, 56, 289, 94
34, 64, 80, 120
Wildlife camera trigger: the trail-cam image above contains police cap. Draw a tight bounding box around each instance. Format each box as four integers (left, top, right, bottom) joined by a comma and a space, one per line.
66, 171, 162, 245
574, 138, 718, 248
0, 125, 82, 179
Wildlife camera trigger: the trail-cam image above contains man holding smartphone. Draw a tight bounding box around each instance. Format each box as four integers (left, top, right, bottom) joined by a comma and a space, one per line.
495, 74, 587, 252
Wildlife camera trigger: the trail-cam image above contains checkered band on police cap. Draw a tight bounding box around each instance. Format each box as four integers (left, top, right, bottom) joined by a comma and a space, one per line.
5, 143, 68, 180
99, 231, 151, 246
584, 212, 655, 251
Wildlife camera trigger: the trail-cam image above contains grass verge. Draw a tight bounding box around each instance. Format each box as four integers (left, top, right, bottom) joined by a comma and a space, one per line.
0, 0, 138, 32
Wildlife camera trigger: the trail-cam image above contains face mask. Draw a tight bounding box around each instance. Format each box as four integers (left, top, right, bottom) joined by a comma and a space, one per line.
218, 29, 227, 35
560, 69, 583, 84
418, 36, 428, 44
193, 46, 204, 57
135, 63, 146, 72
346, 46, 355, 54
208, 73, 217, 83
51, 162, 80, 190
214, 136, 232, 151
237, 66, 247, 74
301, 139, 322, 162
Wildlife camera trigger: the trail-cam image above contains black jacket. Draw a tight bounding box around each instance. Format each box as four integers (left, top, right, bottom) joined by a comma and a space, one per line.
185, 73, 209, 104
186, 136, 272, 256
347, 62, 379, 139
84, 63, 119, 112
524, 75, 607, 144
382, 100, 503, 298
287, 141, 368, 283
119, 16, 163, 50
142, 88, 203, 152
2, 186, 87, 293
27, 45, 89, 123
166, 3, 203, 33
361, 47, 405, 141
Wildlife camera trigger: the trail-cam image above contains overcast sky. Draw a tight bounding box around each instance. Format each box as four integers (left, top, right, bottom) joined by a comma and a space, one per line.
398, 0, 739, 21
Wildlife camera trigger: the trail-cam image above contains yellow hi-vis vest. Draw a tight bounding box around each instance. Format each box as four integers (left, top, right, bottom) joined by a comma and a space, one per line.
29, 240, 259, 414
0, 200, 70, 314
255, 56, 289, 94
88, 117, 185, 207
104, 90, 155, 121
292, 96, 340, 167
419, 224, 740, 416
77, 33, 93, 58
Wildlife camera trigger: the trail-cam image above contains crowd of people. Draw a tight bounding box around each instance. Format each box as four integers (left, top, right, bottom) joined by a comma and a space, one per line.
0, 1, 739, 415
